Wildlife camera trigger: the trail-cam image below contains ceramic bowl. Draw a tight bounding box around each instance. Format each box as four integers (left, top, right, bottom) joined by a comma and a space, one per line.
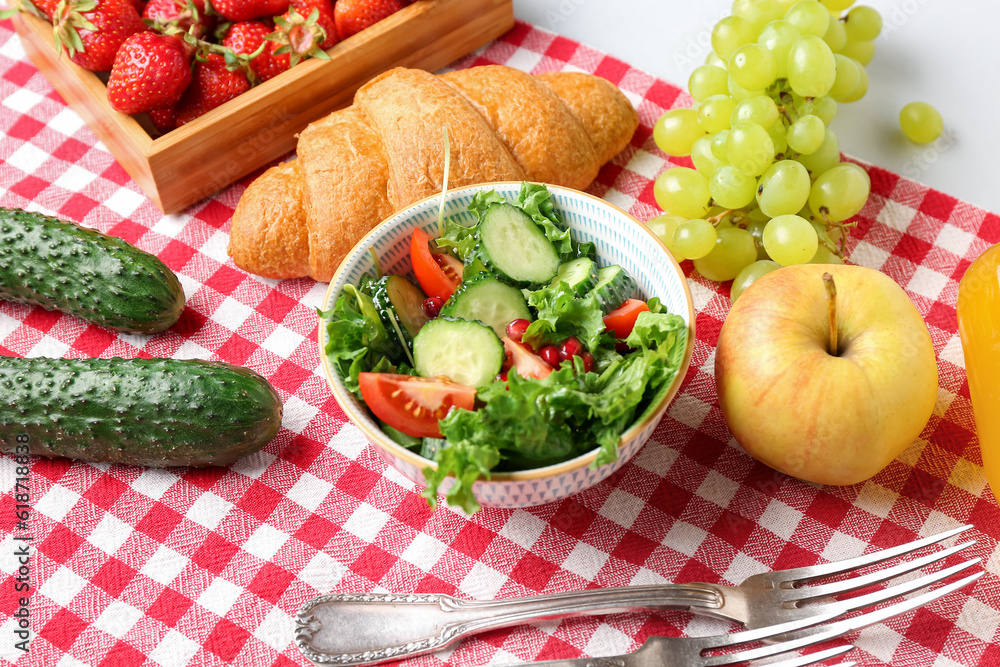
319, 182, 695, 509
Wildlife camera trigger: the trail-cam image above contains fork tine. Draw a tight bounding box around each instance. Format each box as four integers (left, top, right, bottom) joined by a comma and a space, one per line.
702, 569, 983, 666
799, 558, 982, 613
758, 644, 855, 666
773, 525, 972, 585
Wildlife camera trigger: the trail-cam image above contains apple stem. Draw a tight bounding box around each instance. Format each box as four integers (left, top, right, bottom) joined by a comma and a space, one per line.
824, 272, 838, 356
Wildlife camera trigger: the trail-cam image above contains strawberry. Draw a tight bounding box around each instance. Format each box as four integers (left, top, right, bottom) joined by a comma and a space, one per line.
174, 53, 249, 126
148, 105, 177, 133
142, 0, 213, 40
107, 31, 191, 114
333, 0, 404, 40
222, 20, 287, 83
289, 0, 338, 49
0, 0, 61, 20
265, 6, 330, 70
52, 0, 145, 72
211, 0, 288, 22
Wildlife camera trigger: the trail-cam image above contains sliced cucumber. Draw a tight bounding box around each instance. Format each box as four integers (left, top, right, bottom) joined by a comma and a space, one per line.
371, 275, 429, 344
477, 203, 560, 287
591, 265, 637, 314
439, 274, 531, 338
548, 257, 598, 295
412, 317, 504, 388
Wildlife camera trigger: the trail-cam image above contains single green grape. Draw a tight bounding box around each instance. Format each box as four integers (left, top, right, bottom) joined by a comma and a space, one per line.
839, 37, 875, 65
732, 0, 785, 33
839, 64, 869, 103
699, 94, 739, 134
645, 214, 686, 259
819, 0, 854, 11
705, 51, 728, 69
899, 102, 944, 144
730, 44, 778, 91
744, 217, 771, 260
731, 260, 781, 301
796, 95, 838, 124
808, 162, 871, 222
786, 114, 826, 154
711, 130, 731, 161
689, 64, 731, 102
711, 165, 759, 209
843, 5, 882, 41
713, 15, 757, 60
767, 118, 789, 155
727, 121, 775, 176
728, 76, 765, 101
691, 135, 725, 178
828, 55, 864, 101
653, 108, 706, 157
757, 160, 811, 217
821, 15, 847, 52
787, 35, 837, 98
694, 226, 759, 281
809, 243, 845, 265
797, 127, 841, 175
784, 0, 831, 36
762, 214, 819, 265
654, 167, 713, 218
674, 218, 718, 260
731, 95, 780, 128
757, 20, 801, 78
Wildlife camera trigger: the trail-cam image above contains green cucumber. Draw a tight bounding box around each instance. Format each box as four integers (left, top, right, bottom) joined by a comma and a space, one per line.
0, 356, 282, 467
439, 274, 531, 338
475, 204, 560, 287
548, 257, 598, 295
591, 265, 637, 314
412, 317, 503, 388
371, 275, 429, 346
0, 207, 185, 334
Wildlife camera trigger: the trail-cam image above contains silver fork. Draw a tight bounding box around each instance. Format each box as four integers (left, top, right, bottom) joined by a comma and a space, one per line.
495, 570, 982, 667
294, 525, 981, 665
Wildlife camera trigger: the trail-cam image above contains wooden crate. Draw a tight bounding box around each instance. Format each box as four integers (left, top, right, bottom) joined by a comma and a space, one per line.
13, 0, 515, 214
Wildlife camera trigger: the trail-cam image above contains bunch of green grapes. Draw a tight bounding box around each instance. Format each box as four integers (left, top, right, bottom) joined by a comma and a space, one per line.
649, 0, 882, 300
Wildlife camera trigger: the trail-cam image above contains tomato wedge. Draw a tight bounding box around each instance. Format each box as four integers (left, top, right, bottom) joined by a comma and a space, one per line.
503, 337, 553, 380
410, 228, 463, 300
604, 298, 650, 339
358, 373, 476, 438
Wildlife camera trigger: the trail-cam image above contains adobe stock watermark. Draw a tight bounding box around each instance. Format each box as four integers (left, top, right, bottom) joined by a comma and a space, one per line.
880, 0, 934, 39
10, 435, 33, 654
900, 127, 957, 182
545, 0, 589, 30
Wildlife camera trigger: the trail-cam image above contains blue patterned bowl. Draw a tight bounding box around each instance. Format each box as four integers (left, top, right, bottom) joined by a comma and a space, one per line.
319, 183, 695, 509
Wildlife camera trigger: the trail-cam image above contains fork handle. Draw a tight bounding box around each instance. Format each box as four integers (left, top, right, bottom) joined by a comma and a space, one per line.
295, 584, 726, 666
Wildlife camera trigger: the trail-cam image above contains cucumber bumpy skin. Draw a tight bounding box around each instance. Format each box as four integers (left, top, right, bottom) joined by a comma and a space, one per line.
0, 207, 185, 333
0, 357, 283, 467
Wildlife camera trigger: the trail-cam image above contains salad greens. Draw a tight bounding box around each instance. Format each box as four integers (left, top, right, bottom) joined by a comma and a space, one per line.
322, 182, 688, 514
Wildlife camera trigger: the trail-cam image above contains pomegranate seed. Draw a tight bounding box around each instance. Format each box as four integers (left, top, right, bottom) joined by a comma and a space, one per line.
496, 371, 508, 383
506, 318, 530, 342
558, 336, 584, 360
540, 345, 561, 367
581, 352, 594, 373
422, 296, 444, 318
502, 350, 513, 371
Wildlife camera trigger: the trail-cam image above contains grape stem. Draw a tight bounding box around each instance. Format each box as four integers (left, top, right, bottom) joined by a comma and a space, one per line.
706, 209, 736, 225
818, 209, 855, 258
824, 272, 839, 357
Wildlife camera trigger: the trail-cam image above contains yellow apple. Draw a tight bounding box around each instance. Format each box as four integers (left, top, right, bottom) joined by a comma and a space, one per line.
715, 264, 938, 486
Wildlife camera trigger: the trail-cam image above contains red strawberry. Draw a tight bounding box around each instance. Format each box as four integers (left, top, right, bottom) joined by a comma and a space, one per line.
148, 105, 177, 133
222, 20, 287, 83
175, 53, 249, 125
211, 0, 288, 22
0, 0, 61, 20
265, 6, 330, 71
289, 0, 338, 49
53, 0, 145, 72
142, 0, 213, 40
333, 0, 403, 39
107, 32, 191, 114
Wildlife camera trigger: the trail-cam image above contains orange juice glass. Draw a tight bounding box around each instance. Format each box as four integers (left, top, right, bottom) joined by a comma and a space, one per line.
957, 242, 1000, 502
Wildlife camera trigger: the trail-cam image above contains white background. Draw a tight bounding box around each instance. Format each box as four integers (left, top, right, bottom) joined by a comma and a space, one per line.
512, 0, 999, 215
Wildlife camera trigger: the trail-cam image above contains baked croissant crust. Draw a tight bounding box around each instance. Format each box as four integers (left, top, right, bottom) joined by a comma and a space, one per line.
228, 65, 639, 282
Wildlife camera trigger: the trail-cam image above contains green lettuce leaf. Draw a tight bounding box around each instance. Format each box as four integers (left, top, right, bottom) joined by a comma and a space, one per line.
522, 282, 610, 352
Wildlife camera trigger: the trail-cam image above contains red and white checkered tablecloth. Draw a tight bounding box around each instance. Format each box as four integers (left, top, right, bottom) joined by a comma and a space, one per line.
1, 15, 999, 667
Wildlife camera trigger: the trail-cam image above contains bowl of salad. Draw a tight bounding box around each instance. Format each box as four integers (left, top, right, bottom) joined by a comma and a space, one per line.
319, 182, 694, 513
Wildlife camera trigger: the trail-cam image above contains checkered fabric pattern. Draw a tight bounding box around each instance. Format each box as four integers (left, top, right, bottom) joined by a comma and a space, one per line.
0, 15, 998, 667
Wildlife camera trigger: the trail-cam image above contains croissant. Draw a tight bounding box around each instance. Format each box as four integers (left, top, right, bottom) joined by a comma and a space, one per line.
227, 65, 639, 282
